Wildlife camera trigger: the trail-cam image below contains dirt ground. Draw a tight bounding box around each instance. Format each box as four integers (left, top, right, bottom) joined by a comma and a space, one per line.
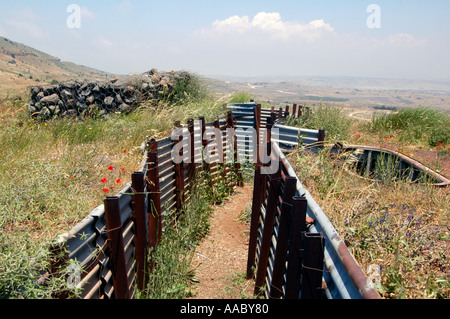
189, 184, 255, 299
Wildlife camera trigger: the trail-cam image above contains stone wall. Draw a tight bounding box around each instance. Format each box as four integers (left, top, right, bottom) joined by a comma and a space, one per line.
27, 69, 177, 119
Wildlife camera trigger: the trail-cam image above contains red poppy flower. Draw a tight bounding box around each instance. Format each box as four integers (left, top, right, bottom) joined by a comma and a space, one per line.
103, 188, 109, 193
116, 179, 122, 183
123, 150, 127, 154
121, 168, 125, 171
101, 178, 108, 183
108, 166, 114, 171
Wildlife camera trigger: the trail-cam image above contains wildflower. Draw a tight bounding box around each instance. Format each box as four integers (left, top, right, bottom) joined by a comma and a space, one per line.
101, 178, 108, 183
103, 188, 110, 193
116, 178, 122, 183
123, 150, 127, 154
70, 175, 74, 179
121, 168, 125, 171
108, 166, 114, 171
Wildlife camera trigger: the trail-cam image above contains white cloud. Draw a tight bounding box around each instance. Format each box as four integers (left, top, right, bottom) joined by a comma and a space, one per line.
94, 36, 113, 48
4, 20, 47, 39
81, 7, 96, 19
200, 12, 335, 41
369, 33, 427, 48
115, 0, 133, 13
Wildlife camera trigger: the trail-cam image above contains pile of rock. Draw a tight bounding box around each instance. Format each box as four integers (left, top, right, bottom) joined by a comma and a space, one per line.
27, 69, 176, 120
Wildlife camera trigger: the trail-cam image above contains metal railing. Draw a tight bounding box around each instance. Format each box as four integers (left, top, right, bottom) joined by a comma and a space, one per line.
53, 113, 243, 299
245, 141, 381, 299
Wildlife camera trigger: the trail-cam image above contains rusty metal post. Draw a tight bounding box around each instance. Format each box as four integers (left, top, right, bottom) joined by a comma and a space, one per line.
285, 196, 308, 299
254, 104, 261, 165
147, 148, 162, 249
278, 107, 283, 119
246, 165, 263, 279
269, 176, 297, 299
187, 118, 196, 183
227, 111, 243, 187
301, 233, 325, 299
254, 161, 281, 296
298, 105, 303, 118
214, 119, 226, 179
104, 196, 129, 299
270, 111, 276, 127
132, 171, 147, 291
199, 116, 210, 176
292, 104, 297, 119
174, 122, 185, 214
318, 130, 326, 145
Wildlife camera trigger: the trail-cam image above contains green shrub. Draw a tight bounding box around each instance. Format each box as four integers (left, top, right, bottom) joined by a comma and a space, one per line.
286, 103, 352, 142
167, 72, 209, 105
372, 107, 450, 147
228, 91, 252, 104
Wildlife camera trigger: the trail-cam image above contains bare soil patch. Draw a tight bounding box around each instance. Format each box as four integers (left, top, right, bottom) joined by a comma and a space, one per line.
189, 184, 255, 299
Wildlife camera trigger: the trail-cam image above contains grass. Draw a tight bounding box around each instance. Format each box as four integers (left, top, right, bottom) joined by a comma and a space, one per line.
279, 103, 449, 299
139, 166, 239, 299
371, 107, 450, 148
0, 76, 230, 298
288, 144, 449, 299
285, 103, 352, 143
228, 91, 252, 104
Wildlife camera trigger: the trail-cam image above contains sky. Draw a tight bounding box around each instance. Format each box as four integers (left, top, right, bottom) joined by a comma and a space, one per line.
0, 0, 450, 81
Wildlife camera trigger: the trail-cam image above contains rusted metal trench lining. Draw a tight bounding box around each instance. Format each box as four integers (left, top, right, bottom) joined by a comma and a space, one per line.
275, 143, 381, 299
56, 116, 237, 299
228, 103, 381, 298
331, 144, 450, 187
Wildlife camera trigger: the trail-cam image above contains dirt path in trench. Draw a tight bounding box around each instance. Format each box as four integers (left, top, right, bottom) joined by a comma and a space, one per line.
189, 184, 255, 299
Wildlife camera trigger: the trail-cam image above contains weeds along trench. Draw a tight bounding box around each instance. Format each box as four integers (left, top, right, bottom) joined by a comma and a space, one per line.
0, 86, 449, 299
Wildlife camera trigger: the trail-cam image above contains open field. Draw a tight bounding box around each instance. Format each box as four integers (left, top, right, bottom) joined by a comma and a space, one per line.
205, 75, 450, 118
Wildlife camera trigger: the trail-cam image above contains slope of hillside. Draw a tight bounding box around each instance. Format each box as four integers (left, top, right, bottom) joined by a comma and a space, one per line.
0, 36, 112, 98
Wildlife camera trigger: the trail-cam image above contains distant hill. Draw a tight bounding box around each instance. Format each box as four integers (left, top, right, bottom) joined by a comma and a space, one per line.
0, 36, 112, 98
